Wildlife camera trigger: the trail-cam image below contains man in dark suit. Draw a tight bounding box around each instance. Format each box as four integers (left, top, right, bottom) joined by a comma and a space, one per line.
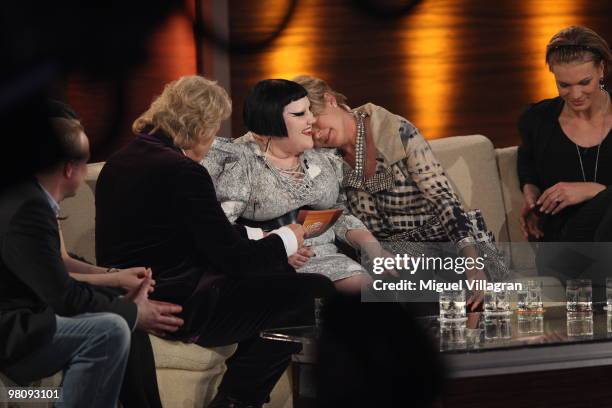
0, 117, 183, 407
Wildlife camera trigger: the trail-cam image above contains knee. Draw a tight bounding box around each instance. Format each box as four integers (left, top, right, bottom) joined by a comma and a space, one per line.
96, 314, 131, 354
334, 274, 372, 294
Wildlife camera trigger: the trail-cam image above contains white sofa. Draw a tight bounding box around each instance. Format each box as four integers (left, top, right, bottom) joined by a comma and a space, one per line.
1, 134, 553, 407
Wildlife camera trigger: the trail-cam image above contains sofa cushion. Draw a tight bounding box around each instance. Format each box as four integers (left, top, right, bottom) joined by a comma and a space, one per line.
59, 162, 103, 264
429, 135, 509, 243
149, 336, 237, 371
496, 146, 536, 271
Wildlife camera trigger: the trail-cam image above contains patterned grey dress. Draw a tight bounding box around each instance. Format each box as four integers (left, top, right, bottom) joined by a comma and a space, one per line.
202, 133, 369, 282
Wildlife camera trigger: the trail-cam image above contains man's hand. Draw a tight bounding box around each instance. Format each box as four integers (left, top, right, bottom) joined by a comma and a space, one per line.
114, 267, 155, 292
131, 275, 183, 336
537, 182, 605, 215
288, 246, 315, 269
286, 223, 305, 248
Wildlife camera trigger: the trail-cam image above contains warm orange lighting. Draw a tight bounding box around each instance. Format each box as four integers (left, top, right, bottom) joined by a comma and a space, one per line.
149, 13, 197, 79
260, 0, 318, 79
400, 5, 457, 140
525, 0, 584, 101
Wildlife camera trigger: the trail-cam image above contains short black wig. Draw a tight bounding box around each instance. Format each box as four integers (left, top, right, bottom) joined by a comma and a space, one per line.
243, 79, 308, 137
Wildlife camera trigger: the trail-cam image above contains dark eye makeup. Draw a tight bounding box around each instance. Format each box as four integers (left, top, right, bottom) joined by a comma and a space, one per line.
558, 78, 592, 88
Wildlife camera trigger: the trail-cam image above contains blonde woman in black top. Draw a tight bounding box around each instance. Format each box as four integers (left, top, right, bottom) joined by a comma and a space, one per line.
518, 26, 612, 243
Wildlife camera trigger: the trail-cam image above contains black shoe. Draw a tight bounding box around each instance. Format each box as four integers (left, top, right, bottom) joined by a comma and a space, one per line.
207, 393, 262, 408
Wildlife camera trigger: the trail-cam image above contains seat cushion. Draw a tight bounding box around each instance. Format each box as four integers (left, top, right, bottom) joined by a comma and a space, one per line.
59, 162, 104, 264
430, 135, 509, 243
149, 336, 237, 371
496, 147, 536, 271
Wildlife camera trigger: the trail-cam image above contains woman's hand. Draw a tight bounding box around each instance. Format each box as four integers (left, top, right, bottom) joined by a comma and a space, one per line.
114, 267, 155, 292
466, 267, 487, 311
461, 245, 485, 310
377, 249, 399, 278
537, 182, 605, 215
346, 229, 399, 277
522, 183, 541, 209
288, 246, 315, 269
520, 187, 544, 240
520, 184, 544, 239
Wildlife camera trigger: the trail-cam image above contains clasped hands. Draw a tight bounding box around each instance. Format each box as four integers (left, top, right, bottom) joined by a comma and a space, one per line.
122, 268, 184, 337
520, 182, 605, 239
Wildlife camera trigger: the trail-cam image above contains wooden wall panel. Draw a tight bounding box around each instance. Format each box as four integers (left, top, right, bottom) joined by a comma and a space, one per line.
66, 5, 197, 162
228, 0, 612, 147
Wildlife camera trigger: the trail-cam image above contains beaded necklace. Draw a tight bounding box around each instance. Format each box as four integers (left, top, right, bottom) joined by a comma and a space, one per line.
263, 141, 313, 201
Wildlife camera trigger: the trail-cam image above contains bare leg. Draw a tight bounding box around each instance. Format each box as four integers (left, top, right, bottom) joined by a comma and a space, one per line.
334, 273, 372, 294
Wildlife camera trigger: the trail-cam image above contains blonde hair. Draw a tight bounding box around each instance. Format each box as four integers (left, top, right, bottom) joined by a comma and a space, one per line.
133, 75, 232, 149
546, 26, 612, 77
292, 75, 348, 115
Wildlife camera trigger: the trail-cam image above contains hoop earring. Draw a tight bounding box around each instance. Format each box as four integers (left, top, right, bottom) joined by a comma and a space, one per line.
600, 77, 606, 91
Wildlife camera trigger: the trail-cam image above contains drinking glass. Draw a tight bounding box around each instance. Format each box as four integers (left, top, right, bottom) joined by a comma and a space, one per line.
484, 315, 512, 340
439, 289, 466, 320
566, 279, 592, 313
516, 287, 528, 311
516, 280, 543, 312
517, 313, 544, 335
606, 278, 612, 312
566, 312, 593, 337
527, 280, 543, 311
439, 319, 467, 351
484, 289, 510, 315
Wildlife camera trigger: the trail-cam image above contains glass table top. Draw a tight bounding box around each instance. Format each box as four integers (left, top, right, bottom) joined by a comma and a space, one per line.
261, 304, 612, 354
421, 304, 612, 353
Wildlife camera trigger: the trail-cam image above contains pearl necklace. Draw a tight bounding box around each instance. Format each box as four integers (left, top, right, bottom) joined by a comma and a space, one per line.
353, 111, 368, 181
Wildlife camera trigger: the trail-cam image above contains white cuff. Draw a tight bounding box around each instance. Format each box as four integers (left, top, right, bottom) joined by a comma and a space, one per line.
245, 226, 264, 240
270, 226, 298, 256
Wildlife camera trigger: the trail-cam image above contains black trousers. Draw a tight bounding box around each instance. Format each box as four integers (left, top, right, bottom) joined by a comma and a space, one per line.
560, 185, 612, 242
536, 186, 612, 301
120, 273, 334, 407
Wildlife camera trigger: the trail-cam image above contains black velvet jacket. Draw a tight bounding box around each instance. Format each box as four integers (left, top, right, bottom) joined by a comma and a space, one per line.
95, 132, 293, 338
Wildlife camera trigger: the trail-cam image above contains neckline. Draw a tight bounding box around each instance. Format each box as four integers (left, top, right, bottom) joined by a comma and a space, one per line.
556, 92, 611, 148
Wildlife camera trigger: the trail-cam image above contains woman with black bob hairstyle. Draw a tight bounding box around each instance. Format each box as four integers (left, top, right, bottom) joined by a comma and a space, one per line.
205, 79, 390, 293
